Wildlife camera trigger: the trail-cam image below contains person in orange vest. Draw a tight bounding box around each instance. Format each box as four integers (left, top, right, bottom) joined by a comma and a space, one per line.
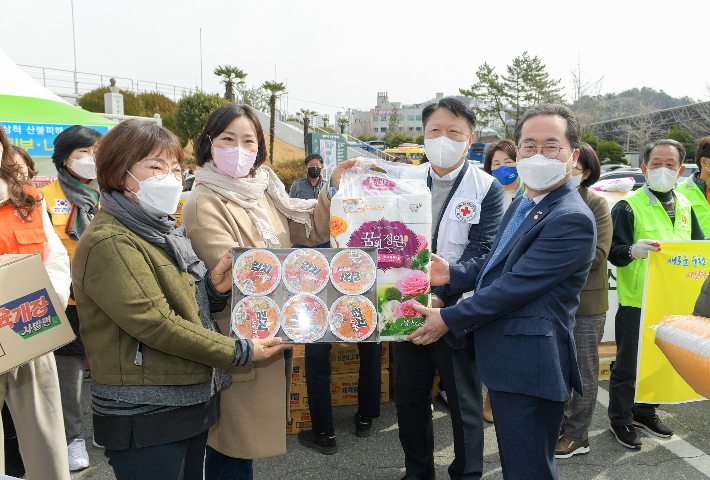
39, 125, 102, 471
0, 131, 72, 479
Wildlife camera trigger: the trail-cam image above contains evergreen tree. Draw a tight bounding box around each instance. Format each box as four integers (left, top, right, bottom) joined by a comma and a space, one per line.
460, 63, 511, 137
502, 52, 534, 129
527, 54, 565, 104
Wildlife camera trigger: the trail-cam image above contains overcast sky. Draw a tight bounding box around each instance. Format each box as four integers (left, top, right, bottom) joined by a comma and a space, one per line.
3, 0, 707, 121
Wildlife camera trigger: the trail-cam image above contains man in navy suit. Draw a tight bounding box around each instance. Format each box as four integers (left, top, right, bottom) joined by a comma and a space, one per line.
409, 104, 596, 480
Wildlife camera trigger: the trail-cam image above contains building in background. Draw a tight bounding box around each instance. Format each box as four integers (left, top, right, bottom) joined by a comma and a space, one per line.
339, 93, 510, 141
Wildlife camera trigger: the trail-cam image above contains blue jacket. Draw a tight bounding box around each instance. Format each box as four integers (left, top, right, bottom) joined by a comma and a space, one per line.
440, 180, 595, 402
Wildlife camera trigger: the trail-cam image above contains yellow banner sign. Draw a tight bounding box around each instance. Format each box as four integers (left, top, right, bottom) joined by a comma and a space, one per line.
637, 241, 709, 404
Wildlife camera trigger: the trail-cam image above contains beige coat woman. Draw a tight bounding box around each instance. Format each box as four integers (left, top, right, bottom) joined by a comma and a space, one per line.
183, 180, 330, 459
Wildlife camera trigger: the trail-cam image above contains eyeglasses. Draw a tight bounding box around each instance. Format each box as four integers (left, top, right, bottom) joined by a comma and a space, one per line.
135, 159, 186, 180
517, 142, 573, 159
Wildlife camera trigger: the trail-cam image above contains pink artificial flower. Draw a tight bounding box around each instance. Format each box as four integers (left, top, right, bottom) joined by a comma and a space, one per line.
395, 299, 423, 318
416, 234, 428, 254
396, 270, 430, 297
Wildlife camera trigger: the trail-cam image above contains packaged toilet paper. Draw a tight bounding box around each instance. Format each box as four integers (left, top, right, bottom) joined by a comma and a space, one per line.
331, 158, 433, 340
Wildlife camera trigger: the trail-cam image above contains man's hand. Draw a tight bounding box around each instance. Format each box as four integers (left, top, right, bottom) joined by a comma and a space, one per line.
252, 337, 292, 361
430, 254, 450, 286
329, 158, 377, 190
211, 250, 233, 294
631, 239, 661, 259
406, 304, 449, 345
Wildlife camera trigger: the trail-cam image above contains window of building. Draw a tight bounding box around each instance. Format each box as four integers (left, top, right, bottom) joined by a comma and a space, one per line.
373, 116, 378, 122
415, 126, 422, 131
416, 115, 422, 120
380, 127, 387, 132
408, 115, 415, 121
381, 116, 387, 121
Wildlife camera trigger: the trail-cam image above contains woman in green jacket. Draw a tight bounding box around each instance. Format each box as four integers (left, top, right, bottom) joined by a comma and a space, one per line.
556, 142, 613, 459
71, 120, 288, 480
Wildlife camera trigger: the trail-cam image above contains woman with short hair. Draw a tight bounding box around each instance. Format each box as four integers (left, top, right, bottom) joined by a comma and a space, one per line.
556, 142, 612, 459
38, 125, 103, 470
72, 119, 287, 480
483, 139, 524, 211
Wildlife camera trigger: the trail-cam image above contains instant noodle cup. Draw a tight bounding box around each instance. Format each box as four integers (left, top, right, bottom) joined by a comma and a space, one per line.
330, 295, 377, 341
282, 249, 330, 294
281, 294, 329, 342
233, 249, 281, 296
231, 296, 280, 339
330, 249, 376, 295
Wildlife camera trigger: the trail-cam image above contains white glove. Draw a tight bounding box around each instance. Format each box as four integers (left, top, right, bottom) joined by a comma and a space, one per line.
631, 239, 661, 259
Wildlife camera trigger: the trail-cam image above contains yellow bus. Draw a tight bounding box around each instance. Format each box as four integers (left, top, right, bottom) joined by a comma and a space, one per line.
384, 144, 426, 164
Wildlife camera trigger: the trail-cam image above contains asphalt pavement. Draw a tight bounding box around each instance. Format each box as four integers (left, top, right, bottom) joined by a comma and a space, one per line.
67, 379, 710, 480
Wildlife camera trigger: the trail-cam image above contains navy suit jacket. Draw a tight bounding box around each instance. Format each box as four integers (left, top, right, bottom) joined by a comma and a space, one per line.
439, 180, 596, 402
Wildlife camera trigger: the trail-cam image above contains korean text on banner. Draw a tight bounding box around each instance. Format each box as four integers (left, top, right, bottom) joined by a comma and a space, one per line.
636, 241, 710, 404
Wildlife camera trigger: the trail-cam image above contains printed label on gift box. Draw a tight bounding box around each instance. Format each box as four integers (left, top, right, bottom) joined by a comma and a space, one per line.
343, 198, 364, 213
347, 220, 419, 270
0, 289, 62, 339
362, 176, 396, 193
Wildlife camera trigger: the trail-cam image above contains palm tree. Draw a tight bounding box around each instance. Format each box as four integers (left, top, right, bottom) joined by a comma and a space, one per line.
213, 65, 247, 102
298, 108, 317, 151
337, 117, 350, 134
261, 81, 287, 164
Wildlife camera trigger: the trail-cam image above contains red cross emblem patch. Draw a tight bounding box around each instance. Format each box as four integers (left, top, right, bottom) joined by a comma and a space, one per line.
454, 201, 477, 222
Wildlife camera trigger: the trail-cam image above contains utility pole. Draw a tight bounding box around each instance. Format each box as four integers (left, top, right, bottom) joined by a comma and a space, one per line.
71, 0, 78, 94
199, 29, 203, 90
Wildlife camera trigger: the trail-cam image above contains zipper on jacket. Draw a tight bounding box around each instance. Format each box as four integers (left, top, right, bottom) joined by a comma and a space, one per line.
134, 342, 143, 366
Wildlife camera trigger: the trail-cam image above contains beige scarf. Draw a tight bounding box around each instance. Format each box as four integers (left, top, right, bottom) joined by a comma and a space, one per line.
194, 162, 318, 247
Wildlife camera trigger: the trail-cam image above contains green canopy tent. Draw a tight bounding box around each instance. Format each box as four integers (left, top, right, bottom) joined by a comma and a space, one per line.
0, 48, 115, 174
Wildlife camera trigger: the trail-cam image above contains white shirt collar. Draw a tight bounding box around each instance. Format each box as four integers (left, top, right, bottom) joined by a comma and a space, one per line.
523, 191, 549, 204
430, 162, 465, 181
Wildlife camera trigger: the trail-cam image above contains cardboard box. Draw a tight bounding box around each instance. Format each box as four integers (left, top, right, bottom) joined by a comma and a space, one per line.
290, 342, 390, 381
599, 357, 615, 381
0, 254, 75, 374
286, 409, 312, 435
289, 369, 390, 409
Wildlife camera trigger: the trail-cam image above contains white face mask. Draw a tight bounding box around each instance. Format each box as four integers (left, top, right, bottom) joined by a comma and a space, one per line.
424, 136, 468, 168
517, 153, 574, 191
646, 167, 680, 193
126, 171, 183, 216
68, 155, 97, 180
569, 173, 583, 188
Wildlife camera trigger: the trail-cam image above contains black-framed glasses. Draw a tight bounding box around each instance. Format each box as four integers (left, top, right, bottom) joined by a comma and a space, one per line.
517, 142, 573, 159
135, 159, 186, 180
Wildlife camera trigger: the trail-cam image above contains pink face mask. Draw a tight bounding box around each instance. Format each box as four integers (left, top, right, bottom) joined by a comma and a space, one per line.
210, 136, 258, 178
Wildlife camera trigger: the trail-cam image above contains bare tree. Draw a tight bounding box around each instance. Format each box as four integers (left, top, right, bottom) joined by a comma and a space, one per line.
621, 104, 664, 152
570, 56, 605, 130
352, 117, 375, 139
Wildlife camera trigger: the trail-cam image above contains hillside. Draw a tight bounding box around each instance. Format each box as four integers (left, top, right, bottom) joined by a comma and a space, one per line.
574, 87, 699, 124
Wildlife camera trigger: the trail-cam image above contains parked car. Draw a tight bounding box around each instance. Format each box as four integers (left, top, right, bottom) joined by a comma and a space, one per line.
600, 164, 629, 173
680, 164, 699, 178
597, 168, 646, 190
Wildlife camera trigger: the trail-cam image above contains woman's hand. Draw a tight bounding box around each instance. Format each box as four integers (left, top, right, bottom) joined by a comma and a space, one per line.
329, 158, 377, 190
430, 254, 451, 286
252, 337, 292, 361
210, 250, 233, 294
